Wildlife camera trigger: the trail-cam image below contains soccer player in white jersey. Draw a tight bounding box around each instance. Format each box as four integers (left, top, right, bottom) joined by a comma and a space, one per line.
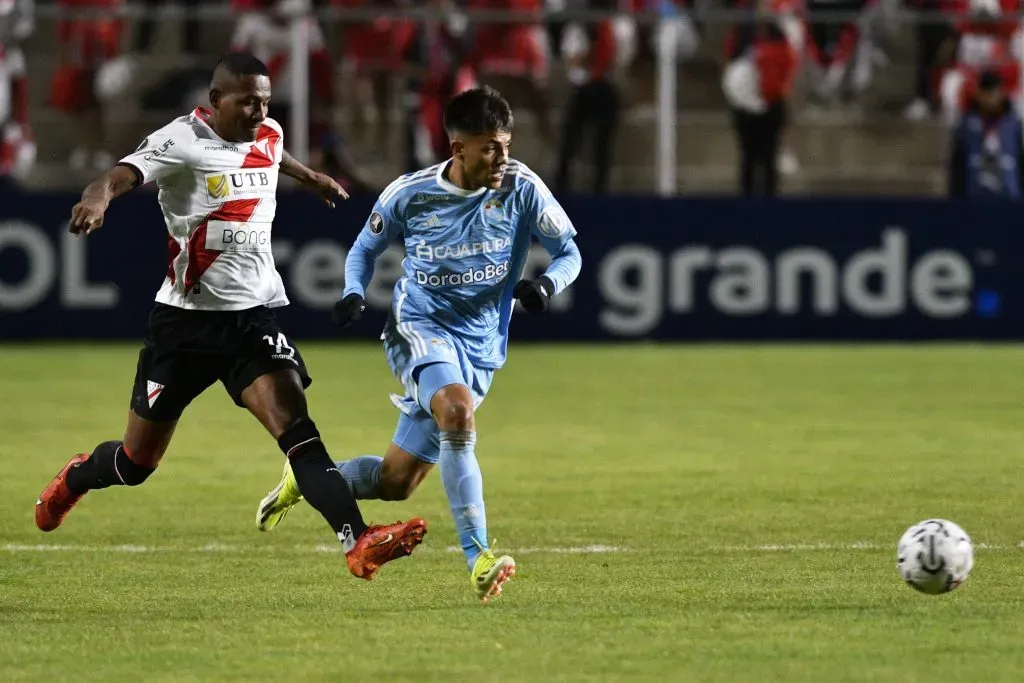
34, 53, 427, 581
256, 87, 583, 602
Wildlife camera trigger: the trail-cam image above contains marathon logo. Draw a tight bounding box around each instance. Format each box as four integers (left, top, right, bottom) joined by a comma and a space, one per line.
205, 221, 273, 253
204, 169, 278, 201
415, 261, 510, 287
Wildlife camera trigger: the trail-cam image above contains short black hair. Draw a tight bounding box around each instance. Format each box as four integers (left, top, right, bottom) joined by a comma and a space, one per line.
214, 52, 270, 78
443, 86, 514, 137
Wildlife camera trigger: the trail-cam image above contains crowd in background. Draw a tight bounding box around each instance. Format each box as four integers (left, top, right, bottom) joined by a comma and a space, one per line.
1, 0, 1023, 198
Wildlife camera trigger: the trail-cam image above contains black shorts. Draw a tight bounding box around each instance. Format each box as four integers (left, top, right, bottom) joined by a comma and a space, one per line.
130, 303, 311, 422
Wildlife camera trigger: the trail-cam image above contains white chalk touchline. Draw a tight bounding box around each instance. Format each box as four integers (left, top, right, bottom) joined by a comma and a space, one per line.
2, 542, 1021, 555
0, 543, 629, 555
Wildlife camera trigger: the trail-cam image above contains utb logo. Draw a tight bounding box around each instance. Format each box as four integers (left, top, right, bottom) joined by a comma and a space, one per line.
206, 174, 230, 200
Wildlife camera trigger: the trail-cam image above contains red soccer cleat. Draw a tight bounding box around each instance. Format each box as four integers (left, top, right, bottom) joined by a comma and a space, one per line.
346, 517, 428, 580
35, 453, 89, 532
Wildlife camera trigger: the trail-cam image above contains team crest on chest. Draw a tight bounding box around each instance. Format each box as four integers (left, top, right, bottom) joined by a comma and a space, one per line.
484, 197, 504, 214
482, 196, 508, 228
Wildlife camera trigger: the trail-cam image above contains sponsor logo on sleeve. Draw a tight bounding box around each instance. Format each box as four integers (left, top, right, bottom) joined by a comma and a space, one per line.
537, 206, 570, 238
142, 138, 175, 161
369, 211, 384, 235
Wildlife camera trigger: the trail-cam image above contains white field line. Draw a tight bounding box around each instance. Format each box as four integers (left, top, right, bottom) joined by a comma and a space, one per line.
0, 543, 629, 555
1, 542, 1021, 555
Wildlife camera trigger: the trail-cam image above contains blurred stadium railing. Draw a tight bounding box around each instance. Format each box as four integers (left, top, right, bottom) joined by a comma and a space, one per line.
9, 1, 1007, 196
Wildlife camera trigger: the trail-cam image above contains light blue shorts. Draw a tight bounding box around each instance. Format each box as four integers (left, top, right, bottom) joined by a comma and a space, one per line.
383, 322, 494, 465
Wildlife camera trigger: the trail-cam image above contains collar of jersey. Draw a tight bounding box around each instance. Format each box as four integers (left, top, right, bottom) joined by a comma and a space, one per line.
436, 160, 489, 198
192, 107, 234, 145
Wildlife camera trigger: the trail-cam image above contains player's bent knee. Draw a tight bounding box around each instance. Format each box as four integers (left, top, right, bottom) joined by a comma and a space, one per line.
418, 362, 468, 415
436, 399, 474, 433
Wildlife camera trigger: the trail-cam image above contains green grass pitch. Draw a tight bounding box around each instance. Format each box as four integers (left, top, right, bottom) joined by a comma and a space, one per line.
1, 343, 1023, 682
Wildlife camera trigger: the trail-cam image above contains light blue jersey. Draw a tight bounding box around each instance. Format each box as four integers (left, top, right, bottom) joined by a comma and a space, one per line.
344, 159, 581, 461
345, 159, 582, 374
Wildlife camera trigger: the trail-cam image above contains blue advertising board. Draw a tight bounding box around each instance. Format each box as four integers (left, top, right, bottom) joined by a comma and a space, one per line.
1, 184, 1021, 340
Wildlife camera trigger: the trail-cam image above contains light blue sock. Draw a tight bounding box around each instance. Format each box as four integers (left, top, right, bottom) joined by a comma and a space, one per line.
336, 456, 383, 500
439, 431, 487, 570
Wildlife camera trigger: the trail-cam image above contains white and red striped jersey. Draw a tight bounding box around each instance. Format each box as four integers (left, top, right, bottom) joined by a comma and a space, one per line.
118, 107, 288, 311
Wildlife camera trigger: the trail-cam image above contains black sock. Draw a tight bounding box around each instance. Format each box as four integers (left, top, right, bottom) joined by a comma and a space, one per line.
65, 441, 156, 495
278, 419, 367, 549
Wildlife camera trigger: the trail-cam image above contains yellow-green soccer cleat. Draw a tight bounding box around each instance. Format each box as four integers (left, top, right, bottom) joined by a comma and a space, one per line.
256, 460, 303, 531
471, 550, 517, 603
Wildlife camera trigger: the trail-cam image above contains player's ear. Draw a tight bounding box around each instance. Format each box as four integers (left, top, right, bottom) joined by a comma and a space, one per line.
451, 139, 464, 160
209, 88, 221, 109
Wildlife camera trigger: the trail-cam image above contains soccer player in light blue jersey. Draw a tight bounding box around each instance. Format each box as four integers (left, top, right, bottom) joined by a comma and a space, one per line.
256, 86, 582, 602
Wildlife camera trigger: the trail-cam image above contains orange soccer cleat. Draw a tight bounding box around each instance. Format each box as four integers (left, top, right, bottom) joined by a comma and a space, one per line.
35, 453, 90, 532
346, 517, 428, 580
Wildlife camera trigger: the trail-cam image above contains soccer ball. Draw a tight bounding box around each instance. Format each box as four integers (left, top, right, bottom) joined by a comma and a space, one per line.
897, 519, 973, 595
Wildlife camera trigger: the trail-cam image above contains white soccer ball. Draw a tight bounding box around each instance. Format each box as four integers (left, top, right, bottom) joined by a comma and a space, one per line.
897, 519, 973, 595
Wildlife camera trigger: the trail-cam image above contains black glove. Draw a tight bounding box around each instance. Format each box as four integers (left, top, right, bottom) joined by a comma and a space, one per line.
513, 276, 555, 313
332, 293, 366, 327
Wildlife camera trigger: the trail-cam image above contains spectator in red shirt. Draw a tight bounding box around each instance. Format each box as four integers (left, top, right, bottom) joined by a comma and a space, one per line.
333, 0, 415, 149
937, 0, 1021, 124
466, 0, 555, 144
50, 0, 126, 171
404, 0, 478, 170
723, 0, 799, 196
554, 0, 636, 195
230, 1, 333, 151
231, 0, 378, 193
0, 0, 34, 182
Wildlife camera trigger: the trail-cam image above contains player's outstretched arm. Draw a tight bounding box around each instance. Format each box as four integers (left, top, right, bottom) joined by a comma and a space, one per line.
332, 235, 378, 328
332, 197, 401, 328
69, 165, 139, 236
515, 166, 582, 312
280, 149, 349, 208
